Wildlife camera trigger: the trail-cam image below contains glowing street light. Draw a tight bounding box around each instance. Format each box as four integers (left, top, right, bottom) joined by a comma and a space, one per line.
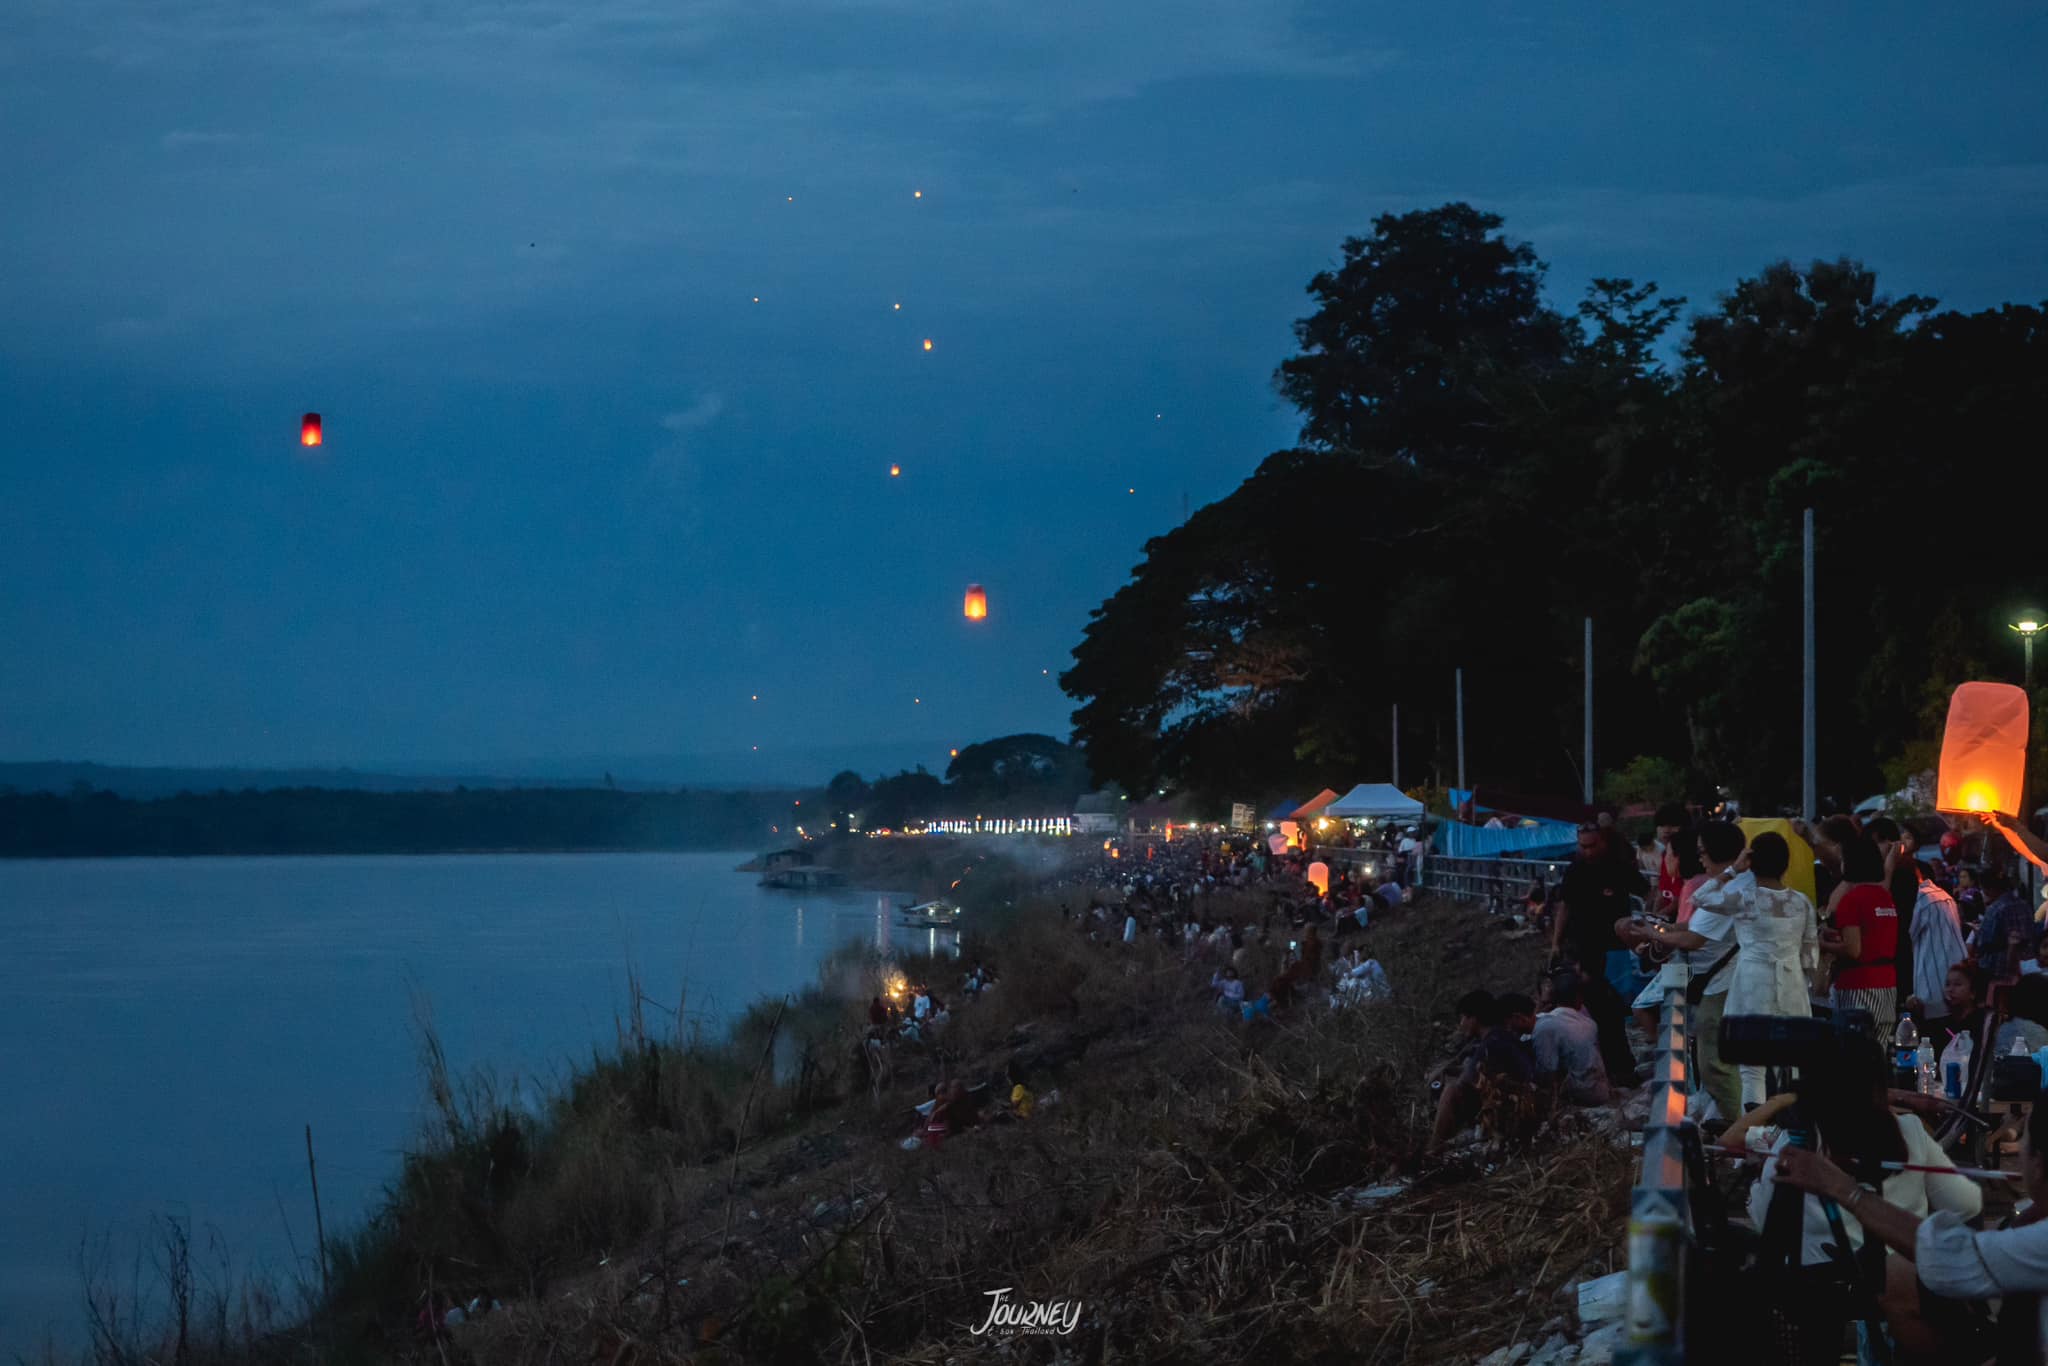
2013, 613, 2045, 689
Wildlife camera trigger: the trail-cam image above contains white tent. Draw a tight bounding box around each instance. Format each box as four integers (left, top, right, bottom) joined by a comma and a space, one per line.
1324, 783, 1424, 820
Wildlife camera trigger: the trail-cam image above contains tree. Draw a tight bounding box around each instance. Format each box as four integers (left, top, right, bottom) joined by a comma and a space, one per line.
824, 770, 869, 833
1067, 205, 1595, 801
942, 734, 1090, 812
1066, 214, 2048, 816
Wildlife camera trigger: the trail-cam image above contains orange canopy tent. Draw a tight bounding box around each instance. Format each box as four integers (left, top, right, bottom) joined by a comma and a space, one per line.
1290, 789, 1341, 821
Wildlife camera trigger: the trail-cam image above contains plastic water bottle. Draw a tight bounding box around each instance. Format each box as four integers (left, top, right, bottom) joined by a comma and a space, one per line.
1948, 1032, 1972, 1101
1893, 1015, 1920, 1091
1916, 1035, 1937, 1094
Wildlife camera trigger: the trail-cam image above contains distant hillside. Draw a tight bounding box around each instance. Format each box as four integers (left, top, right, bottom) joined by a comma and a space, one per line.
0, 786, 819, 858
0, 744, 941, 799
0, 761, 635, 800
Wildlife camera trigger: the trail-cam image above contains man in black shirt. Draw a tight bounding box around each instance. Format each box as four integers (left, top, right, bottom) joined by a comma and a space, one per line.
1551, 824, 1646, 1085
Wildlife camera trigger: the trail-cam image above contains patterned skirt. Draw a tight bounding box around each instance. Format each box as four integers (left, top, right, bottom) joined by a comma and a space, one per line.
1830, 985, 1897, 1044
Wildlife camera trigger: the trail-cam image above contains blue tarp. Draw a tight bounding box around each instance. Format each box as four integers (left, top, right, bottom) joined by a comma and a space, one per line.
1434, 820, 1581, 858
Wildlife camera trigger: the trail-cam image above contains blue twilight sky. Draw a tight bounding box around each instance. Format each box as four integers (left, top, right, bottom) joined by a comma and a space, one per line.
4, 2, 2046, 779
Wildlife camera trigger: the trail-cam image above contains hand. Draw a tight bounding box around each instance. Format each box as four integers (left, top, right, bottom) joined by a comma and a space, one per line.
1733, 848, 1752, 874
1890, 1090, 1947, 1121
1773, 1145, 1857, 1203
1905, 995, 1924, 1015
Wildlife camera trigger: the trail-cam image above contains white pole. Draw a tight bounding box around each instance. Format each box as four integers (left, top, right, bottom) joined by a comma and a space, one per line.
1803, 508, 1817, 820
1454, 669, 1466, 794
1583, 616, 1594, 806
1392, 703, 1400, 789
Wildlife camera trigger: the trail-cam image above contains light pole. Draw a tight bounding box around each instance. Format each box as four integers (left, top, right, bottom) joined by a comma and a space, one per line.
2012, 614, 2045, 691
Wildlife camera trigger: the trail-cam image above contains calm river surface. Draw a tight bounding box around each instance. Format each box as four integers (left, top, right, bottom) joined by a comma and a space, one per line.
0, 852, 929, 1350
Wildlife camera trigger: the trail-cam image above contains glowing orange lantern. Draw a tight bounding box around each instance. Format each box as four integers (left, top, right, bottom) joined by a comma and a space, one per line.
1306, 861, 1330, 896
300, 413, 322, 447
963, 584, 988, 621
922, 339, 933, 351
890, 463, 901, 477
1937, 681, 2031, 817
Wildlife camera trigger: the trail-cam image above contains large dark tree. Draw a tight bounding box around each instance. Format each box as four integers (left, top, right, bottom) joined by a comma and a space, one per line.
1066, 204, 1674, 805
1065, 205, 2048, 815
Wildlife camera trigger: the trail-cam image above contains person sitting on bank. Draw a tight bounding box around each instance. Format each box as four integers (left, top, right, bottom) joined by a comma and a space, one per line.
1007, 1061, 1035, 1119
1531, 970, 1612, 1106
1211, 964, 1247, 1008
1429, 990, 1536, 1151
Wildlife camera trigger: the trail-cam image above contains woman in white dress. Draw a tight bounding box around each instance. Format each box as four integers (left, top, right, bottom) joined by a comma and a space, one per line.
1685, 831, 1819, 1106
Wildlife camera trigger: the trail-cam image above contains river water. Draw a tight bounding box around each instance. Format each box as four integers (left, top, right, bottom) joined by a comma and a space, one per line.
0, 852, 931, 1351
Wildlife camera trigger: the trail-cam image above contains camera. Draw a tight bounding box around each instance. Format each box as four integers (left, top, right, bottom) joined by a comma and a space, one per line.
1718, 1011, 1876, 1070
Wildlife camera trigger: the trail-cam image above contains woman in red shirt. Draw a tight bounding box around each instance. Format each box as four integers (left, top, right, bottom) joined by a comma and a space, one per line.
1822, 826, 1899, 1045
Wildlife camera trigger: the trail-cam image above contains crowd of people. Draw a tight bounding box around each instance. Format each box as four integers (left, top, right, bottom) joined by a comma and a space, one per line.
1542, 800, 2048, 1362
870, 803, 2048, 1359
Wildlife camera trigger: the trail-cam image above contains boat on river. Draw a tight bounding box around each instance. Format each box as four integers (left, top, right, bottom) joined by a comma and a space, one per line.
757, 847, 846, 889
897, 899, 961, 927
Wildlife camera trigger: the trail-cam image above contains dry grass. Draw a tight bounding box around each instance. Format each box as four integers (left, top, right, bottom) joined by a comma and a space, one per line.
440, 895, 1609, 1366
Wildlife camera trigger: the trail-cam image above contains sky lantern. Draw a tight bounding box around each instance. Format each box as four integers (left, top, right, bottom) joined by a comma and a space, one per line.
300, 413, 322, 447
1937, 681, 2031, 817
1306, 860, 1330, 896
963, 584, 988, 621
922, 338, 933, 351
1279, 819, 1299, 849
890, 463, 901, 477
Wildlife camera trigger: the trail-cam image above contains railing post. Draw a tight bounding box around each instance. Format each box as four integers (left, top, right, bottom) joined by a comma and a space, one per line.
1618, 961, 1691, 1364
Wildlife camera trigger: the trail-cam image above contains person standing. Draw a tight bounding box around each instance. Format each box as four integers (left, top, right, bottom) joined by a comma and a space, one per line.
1652, 803, 1691, 921
1972, 867, 2038, 982
1687, 832, 1819, 1109
1905, 861, 1968, 1034
1821, 826, 1900, 1044
1620, 822, 1746, 1124
1866, 816, 1920, 1007
1552, 824, 1647, 1086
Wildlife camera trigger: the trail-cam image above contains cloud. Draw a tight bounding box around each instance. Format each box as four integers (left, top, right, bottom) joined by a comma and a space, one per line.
660, 394, 725, 433
646, 393, 725, 530
160, 129, 249, 150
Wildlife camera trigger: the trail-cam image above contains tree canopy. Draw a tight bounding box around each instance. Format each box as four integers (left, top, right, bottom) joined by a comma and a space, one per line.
1063, 203, 2048, 812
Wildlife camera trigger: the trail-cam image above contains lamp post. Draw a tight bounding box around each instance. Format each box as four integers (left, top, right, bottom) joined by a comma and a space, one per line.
2012, 614, 2045, 691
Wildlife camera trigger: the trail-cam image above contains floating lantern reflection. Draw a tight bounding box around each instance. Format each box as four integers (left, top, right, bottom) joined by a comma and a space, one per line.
963, 584, 988, 621
1937, 681, 2031, 817
300, 413, 322, 447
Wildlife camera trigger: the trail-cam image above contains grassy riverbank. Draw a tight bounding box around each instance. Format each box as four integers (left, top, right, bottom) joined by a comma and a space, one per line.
68, 878, 1632, 1365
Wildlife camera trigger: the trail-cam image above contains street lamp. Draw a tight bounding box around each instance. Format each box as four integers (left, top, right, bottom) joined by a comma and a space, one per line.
2011, 614, 2045, 690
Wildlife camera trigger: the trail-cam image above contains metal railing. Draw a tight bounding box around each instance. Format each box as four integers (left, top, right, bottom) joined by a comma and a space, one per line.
1412, 854, 1570, 907
1618, 961, 1692, 1364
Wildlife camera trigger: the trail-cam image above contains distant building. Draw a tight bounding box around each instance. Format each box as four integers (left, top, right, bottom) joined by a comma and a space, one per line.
1073, 791, 1120, 835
